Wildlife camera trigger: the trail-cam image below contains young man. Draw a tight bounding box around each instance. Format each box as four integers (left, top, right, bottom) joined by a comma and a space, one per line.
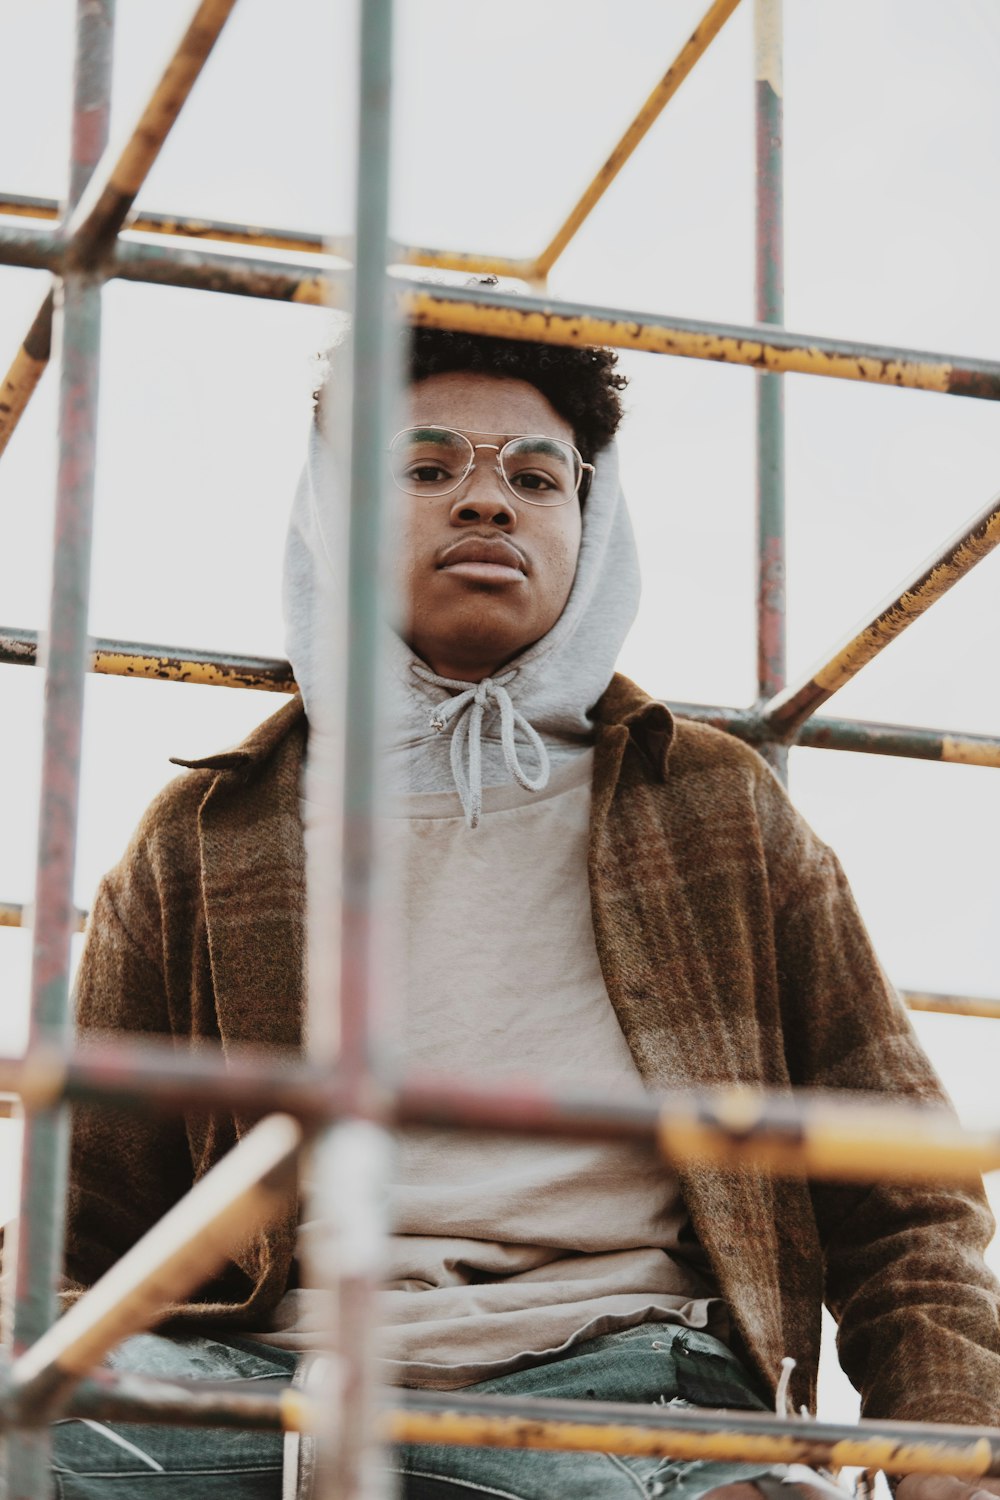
58, 330, 1000, 1500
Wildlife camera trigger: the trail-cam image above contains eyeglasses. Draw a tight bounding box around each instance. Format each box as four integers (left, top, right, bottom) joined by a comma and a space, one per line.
388, 426, 594, 507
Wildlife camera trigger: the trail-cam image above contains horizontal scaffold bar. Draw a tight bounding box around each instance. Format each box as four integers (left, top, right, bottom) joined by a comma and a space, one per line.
761, 489, 1000, 736
671, 702, 1000, 769
0, 627, 297, 691
23, 1375, 1000, 1481
1, 1041, 999, 1184
5, 223, 1000, 400
3, 628, 998, 768
0, 903, 86, 934
0, 193, 534, 279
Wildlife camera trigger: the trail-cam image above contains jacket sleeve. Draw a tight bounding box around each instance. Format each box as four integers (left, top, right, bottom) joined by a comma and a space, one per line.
64, 854, 195, 1303
755, 766, 1000, 1427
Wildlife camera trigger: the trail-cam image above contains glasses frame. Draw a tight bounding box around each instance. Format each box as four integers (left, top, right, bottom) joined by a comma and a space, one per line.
388, 425, 595, 507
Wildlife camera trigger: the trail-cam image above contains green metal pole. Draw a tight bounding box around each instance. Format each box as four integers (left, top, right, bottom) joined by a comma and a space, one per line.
307, 1, 397, 1497
3, 3, 115, 1495
754, 0, 786, 781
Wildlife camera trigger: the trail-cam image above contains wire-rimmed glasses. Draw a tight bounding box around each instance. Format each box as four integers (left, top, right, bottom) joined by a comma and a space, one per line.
388, 426, 594, 507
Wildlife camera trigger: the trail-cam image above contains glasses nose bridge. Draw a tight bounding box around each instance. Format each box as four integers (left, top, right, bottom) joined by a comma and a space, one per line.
462, 441, 513, 508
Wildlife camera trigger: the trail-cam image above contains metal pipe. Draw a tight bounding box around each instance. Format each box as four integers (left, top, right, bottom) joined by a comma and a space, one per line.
389, 1390, 1000, 1478
5, 229, 1000, 403
2, 1044, 1000, 1185
754, 0, 786, 782
0, 192, 535, 277
14, 1373, 1000, 1483
904, 992, 1000, 1022
761, 489, 1000, 737
8, 1115, 301, 1423
304, 1, 398, 1493
65, 0, 241, 266
0, 626, 297, 691
532, 0, 743, 278
3, 4, 115, 1494
5, 628, 996, 769
669, 701, 1000, 768
0, 904, 85, 933
0, 293, 54, 461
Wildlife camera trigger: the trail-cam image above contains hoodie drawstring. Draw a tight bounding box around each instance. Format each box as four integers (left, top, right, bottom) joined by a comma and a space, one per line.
412, 665, 550, 829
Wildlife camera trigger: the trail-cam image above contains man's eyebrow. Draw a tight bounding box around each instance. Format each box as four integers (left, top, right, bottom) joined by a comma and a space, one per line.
517, 437, 571, 461
407, 426, 464, 442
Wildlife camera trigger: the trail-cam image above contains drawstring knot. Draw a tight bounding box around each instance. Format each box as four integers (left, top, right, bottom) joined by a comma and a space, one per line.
413, 665, 550, 829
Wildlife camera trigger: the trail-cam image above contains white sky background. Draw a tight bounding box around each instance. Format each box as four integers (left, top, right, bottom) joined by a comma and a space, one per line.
1, 0, 999, 1428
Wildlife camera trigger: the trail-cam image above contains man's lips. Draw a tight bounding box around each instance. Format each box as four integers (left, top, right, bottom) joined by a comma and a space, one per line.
436, 536, 527, 584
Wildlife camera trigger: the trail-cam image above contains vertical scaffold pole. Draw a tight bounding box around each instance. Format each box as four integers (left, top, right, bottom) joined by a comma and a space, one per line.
754, 0, 787, 781
3, 4, 115, 1497
307, 1, 397, 1497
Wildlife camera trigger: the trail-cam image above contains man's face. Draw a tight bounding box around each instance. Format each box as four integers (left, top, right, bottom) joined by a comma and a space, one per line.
394, 371, 584, 682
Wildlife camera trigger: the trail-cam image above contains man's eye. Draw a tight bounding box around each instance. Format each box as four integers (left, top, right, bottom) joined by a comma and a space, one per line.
511, 471, 554, 492
408, 463, 449, 483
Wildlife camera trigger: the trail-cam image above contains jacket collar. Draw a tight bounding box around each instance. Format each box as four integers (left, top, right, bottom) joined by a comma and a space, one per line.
591, 674, 675, 779
170, 694, 306, 774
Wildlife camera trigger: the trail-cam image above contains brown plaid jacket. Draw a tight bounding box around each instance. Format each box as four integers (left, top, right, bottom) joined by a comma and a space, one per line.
66, 674, 1000, 1423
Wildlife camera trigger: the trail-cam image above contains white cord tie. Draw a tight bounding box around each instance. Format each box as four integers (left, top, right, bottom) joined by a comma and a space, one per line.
413, 665, 550, 829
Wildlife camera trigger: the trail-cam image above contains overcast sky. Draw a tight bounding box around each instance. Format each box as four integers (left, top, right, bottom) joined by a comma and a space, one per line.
1, 0, 999, 1425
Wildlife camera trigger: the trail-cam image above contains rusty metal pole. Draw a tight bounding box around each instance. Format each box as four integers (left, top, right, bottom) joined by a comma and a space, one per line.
303, 1, 397, 1497
2, 3, 115, 1495
754, 0, 786, 780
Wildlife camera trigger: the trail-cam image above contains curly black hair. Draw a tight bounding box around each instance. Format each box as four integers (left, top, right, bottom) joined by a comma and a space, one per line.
405, 328, 627, 464
315, 318, 627, 464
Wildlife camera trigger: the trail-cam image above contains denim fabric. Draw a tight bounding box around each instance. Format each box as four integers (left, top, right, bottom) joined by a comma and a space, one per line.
52, 1332, 295, 1500
393, 1322, 782, 1500
52, 1322, 785, 1500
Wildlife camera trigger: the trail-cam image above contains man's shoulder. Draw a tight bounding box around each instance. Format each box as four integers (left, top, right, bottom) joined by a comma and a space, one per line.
126, 694, 306, 866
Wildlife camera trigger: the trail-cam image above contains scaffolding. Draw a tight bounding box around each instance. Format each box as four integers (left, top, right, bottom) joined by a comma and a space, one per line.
0, 0, 999, 1496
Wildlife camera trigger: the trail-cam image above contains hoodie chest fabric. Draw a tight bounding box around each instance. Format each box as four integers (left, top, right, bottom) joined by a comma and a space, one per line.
185, 693, 821, 1404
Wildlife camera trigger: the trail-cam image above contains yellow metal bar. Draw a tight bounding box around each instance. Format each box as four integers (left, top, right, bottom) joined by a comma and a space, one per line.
0, 902, 86, 933
0, 291, 53, 460
532, 0, 743, 277
399, 285, 959, 392
89, 642, 296, 691
1, 1048, 999, 1187
10, 1114, 301, 1418
761, 490, 1000, 736
0, 194, 535, 276
654, 1086, 998, 1184
905, 992, 1000, 1022
383, 1408, 1000, 1480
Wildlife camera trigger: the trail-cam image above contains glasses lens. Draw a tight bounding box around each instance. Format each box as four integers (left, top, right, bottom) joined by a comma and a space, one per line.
500, 437, 580, 505
390, 427, 473, 496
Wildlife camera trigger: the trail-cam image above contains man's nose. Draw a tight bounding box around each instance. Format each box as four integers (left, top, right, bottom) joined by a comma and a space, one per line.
448, 466, 517, 529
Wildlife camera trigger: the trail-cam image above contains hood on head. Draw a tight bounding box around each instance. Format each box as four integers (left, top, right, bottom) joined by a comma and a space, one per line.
283, 392, 641, 819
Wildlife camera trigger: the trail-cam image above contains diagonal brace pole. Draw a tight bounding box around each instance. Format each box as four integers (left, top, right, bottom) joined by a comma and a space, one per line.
761, 488, 1000, 737
532, 0, 743, 278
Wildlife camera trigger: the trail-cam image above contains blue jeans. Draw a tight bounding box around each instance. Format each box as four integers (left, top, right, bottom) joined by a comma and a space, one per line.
52, 1322, 785, 1499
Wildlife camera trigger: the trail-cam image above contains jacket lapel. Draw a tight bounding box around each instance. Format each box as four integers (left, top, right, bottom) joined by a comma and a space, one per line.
588, 678, 787, 1393
194, 703, 308, 1064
